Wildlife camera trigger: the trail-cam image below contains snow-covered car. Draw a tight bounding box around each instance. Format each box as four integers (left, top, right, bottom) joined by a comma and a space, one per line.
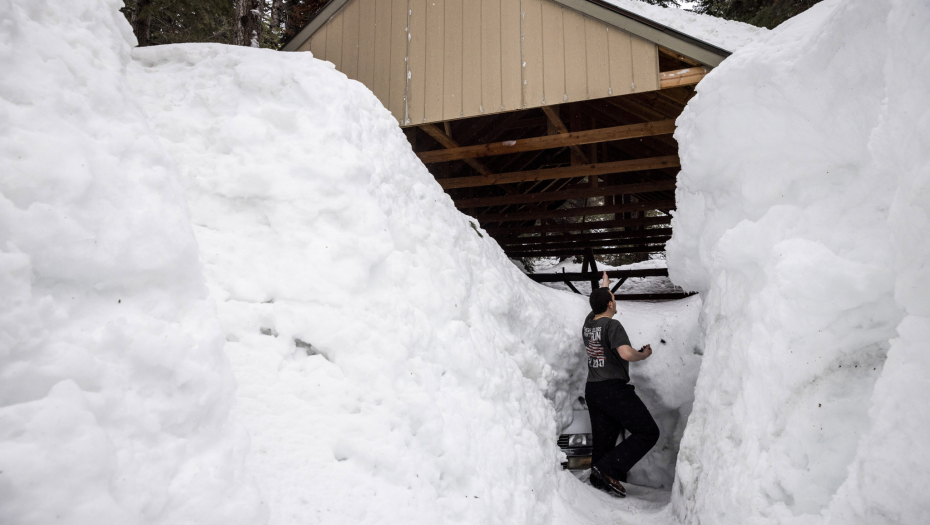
559, 404, 593, 475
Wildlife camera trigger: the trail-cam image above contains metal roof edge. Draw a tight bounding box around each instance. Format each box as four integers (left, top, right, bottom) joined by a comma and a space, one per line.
281, 0, 351, 52
550, 0, 731, 67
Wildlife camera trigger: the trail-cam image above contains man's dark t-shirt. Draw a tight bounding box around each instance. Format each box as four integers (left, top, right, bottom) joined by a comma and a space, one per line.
582, 312, 632, 383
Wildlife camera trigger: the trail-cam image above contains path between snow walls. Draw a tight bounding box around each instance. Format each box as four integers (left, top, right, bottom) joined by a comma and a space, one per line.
667, 0, 930, 523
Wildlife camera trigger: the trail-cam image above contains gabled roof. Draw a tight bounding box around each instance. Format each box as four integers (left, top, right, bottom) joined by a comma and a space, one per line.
281, 0, 732, 67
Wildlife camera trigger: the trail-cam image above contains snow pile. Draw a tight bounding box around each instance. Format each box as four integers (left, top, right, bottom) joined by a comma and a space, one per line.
129, 44, 588, 524
604, 0, 766, 52
0, 0, 264, 523
667, 0, 930, 522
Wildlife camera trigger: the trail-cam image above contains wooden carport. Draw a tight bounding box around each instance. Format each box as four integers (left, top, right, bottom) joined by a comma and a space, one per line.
283, 0, 730, 292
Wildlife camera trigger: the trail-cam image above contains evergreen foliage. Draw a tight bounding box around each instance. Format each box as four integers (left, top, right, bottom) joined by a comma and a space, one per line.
282, 0, 327, 44
692, 0, 824, 29
121, 0, 235, 47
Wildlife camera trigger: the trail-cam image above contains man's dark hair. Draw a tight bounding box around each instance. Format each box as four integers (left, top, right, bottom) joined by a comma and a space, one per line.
589, 288, 614, 315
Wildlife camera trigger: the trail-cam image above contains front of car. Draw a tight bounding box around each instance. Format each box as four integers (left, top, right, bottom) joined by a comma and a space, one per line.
559, 405, 592, 476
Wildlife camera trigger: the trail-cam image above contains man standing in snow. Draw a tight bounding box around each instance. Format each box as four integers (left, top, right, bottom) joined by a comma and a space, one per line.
582, 271, 659, 497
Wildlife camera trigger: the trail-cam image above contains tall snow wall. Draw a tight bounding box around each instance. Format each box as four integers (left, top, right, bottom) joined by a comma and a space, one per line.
667, 0, 930, 523
0, 0, 265, 523
128, 43, 586, 524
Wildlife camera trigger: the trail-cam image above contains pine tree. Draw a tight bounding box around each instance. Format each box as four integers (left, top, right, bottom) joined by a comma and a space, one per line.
283, 0, 327, 44
235, 0, 263, 46
121, 0, 236, 47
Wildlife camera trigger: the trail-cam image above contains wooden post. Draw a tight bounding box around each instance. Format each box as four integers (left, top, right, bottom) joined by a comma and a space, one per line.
586, 248, 598, 291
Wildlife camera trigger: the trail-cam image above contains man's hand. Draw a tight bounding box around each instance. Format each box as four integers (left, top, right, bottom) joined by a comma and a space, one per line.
617, 344, 652, 362
601, 270, 610, 288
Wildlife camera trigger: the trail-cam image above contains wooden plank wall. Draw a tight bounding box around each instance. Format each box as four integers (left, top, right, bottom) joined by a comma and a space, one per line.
299, 0, 659, 126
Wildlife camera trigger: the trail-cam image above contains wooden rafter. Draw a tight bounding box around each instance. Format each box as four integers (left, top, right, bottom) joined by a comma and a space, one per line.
419, 124, 493, 177
503, 228, 673, 247
506, 245, 665, 257
418, 119, 676, 164
503, 235, 671, 252
659, 67, 709, 89
529, 268, 668, 282
478, 200, 675, 224
453, 179, 675, 208
542, 106, 589, 164
439, 155, 680, 190
484, 216, 672, 236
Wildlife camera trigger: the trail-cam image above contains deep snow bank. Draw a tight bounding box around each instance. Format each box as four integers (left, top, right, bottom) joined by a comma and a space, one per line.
667, 0, 930, 522
0, 0, 264, 523
129, 44, 588, 524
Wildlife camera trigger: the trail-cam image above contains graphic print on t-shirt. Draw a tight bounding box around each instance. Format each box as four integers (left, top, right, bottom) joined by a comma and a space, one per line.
583, 325, 606, 368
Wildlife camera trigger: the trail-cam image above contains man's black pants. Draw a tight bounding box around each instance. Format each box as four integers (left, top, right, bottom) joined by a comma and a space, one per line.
585, 379, 659, 482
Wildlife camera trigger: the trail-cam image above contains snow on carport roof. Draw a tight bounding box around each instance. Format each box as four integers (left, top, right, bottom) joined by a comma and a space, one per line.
602, 0, 767, 52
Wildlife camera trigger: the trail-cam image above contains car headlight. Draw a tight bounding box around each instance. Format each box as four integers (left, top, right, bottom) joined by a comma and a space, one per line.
567, 433, 592, 447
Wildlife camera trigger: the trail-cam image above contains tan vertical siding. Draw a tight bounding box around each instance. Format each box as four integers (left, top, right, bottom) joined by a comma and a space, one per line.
520, 0, 545, 108
562, 8, 587, 102
541, 1, 565, 105
607, 27, 633, 95
631, 34, 659, 92
584, 16, 610, 100
357, 0, 377, 86
341, 0, 361, 79
407, 0, 427, 124
461, 4, 482, 118
388, 0, 408, 122
500, 0, 522, 111
297, 0, 658, 126
443, 0, 463, 119
372, 0, 392, 107
424, 0, 445, 123
308, 23, 326, 56
480, 0, 502, 114
325, 10, 344, 71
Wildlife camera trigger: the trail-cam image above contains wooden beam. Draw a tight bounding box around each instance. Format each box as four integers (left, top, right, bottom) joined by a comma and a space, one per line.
503, 229, 673, 247
478, 200, 675, 224
504, 236, 671, 252
419, 124, 493, 177
439, 155, 680, 190
660, 67, 709, 89
658, 46, 703, 68
528, 268, 668, 283
613, 292, 697, 301
542, 105, 589, 164
507, 246, 665, 258
484, 216, 672, 235
611, 277, 628, 293
454, 179, 676, 209
417, 119, 677, 163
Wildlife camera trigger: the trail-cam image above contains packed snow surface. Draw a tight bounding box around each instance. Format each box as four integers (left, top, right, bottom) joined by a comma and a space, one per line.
0, 0, 264, 523
667, 0, 930, 522
604, 0, 766, 52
